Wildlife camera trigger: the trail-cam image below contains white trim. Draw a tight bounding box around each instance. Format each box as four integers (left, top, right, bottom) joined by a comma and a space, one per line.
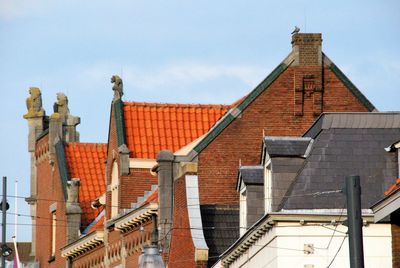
372, 190, 400, 222
111, 161, 119, 218
185, 175, 209, 261
61, 231, 104, 258
129, 158, 157, 169
114, 203, 158, 232
174, 135, 205, 156
49, 202, 57, 213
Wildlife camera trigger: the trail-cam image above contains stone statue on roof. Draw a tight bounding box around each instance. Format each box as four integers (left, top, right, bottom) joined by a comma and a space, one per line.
111, 75, 123, 100
24, 87, 45, 119
52, 92, 70, 119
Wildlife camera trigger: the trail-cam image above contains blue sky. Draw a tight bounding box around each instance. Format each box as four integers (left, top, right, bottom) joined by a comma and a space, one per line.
0, 0, 399, 241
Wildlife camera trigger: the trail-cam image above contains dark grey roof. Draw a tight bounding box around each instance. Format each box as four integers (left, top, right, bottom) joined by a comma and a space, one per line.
304, 113, 400, 139
281, 114, 400, 210
200, 205, 239, 267
263, 137, 312, 157
237, 166, 264, 190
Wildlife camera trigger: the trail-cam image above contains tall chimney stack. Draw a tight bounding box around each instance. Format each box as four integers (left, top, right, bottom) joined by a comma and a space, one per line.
291, 33, 322, 66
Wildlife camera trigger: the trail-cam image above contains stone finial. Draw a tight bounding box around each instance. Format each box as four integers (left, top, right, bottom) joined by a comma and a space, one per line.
66, 178, 82, 213
52, 92, 70, 119
67, 179, 80, 203
66, 178, 82, 243
111, 75, 123, 100
23, 87, 45, 119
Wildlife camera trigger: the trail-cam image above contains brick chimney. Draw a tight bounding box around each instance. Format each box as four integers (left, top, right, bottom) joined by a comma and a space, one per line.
291, 33, 322, 66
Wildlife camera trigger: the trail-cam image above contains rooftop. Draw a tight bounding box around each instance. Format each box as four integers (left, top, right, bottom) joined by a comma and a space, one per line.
123, 102, 230, 159
64, 142, 107, 226
281, 113, 400, 211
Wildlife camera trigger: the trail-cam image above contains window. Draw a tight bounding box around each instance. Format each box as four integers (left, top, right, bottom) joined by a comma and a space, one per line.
111, 161, 119, 218
264, 163, 272, 213
239, 188, 247, 236
51, 212, 56, 256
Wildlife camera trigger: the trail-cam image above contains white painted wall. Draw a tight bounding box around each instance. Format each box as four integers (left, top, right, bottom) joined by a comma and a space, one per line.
224, 223, 392, 268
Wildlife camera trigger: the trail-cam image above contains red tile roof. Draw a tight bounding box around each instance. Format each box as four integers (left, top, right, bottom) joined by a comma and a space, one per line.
123, 102, 230, 159
384, 178, 400, 196
64, 143, 107, 226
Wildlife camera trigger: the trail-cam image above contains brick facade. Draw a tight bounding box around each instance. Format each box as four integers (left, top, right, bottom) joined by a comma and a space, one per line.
168, 175, 207, 268
198, 64, 370, 206
35, 135, 68, 267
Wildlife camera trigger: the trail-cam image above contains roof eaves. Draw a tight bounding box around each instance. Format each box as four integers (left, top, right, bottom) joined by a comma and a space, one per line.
55, 140, 68, 200
328, 57, 376, 112
192, 58, 293, 156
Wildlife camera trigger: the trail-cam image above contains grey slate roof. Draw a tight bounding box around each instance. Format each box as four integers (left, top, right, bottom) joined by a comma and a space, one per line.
200, 205, 239, 267
237, 166, 264, 191
281, 113, 400, 211
263, 137, 312, 157
304, 113, 400, 139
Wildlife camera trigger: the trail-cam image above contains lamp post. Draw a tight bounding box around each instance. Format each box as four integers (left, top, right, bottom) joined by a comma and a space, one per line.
138, 214, 165, 268
1, 176, 12, 267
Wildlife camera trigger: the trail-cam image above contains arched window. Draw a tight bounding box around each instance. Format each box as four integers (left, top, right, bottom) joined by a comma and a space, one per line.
111, 161, 119, 218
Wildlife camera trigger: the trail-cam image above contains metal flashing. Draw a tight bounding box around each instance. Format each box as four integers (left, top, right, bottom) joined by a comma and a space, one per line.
329, 62, 376, 112
113, 99, 126, 146
55, 140, 68, 200
192, 60, 291, 155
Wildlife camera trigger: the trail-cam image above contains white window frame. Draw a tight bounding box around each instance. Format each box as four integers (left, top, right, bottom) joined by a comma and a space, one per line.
51, 212, 56, 256
264, 161, 272, 213
239, 188, 247, 236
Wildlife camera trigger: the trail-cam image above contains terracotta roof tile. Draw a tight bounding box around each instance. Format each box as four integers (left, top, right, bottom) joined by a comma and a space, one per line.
384, 178, 400, 196
123, 102, 230, 159
64, 142, 107, 226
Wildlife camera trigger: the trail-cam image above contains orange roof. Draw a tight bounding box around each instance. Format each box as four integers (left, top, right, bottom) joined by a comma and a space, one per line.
123, 102, 230, 159
384, 178, 400, 196
64, 143, 107, 226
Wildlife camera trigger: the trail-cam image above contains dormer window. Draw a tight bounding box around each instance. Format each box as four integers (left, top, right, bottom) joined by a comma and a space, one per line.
111, 161, 119, 218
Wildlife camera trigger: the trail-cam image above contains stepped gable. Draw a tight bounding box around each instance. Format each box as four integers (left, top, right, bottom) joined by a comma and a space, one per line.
64, 142, 107, 226
123, 102, 230, 159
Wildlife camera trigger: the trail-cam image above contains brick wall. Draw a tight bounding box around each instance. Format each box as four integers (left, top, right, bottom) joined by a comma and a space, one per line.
168, 175, 203, 268
106, 103, 119, 220
72, 246, 105, 268
124, 222, 153, 268
106, 103, 157, 217
198, 65, 370, 205
120, 169, 157, 209
35, 135, 68, 268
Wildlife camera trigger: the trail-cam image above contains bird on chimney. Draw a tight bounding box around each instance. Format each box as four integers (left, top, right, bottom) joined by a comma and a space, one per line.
291, 26, 300, 35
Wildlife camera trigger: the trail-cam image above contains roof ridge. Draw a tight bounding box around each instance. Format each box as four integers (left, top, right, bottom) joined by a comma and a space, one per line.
65, 142, 107, 145
123, 101, 231, 108
65, 142, 107, 146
